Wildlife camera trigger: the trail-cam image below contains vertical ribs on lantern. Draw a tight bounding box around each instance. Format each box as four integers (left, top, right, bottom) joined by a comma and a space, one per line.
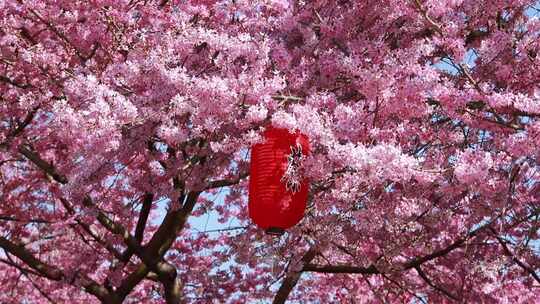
248, 127, 310, 235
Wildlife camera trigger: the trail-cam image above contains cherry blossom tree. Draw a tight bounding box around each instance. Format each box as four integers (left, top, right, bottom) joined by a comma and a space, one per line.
1, 0, 540, 303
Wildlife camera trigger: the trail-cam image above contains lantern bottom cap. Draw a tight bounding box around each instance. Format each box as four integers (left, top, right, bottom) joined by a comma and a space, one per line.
265, 227, 285, 236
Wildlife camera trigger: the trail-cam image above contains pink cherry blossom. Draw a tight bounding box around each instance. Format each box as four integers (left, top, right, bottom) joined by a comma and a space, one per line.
1, 0, 539, 303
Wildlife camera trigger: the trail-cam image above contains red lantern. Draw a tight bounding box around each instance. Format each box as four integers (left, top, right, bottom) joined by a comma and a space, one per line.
248, 127, 310, 234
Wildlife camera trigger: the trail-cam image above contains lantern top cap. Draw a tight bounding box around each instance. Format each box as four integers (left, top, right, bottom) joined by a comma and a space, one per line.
264, 126, 307, 138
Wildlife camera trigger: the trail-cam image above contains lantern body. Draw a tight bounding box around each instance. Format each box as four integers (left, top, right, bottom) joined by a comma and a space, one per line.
248, 127, 310, 233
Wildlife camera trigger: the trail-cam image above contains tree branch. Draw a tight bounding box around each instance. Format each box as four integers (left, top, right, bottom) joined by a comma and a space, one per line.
119, 193, 154, 262
6, 253, 57, 304
0, 215, 51, 224
159, 0, 169, 8
414, 265, 459, 301
16, 143, 201, 303
0, 236, 113, 302
18, 144, 68, 184
302, 221, 496, 284
0, 257, 43, 277
115, 263, 150, 300
28, 8, 93, 62
135, 193, 154, 243
110, 194, 155, 301
0, 75, 30, 89
273, 247, 318, 304
59, 198, 124, 261
81, 196, 144, 258
138, 191, 201, 304
303, 263, 380, 274
85, 192, 199, 303
143, 191, 200, 261
403, 222, 490, 270
271, 95, 304, 102
0, 236, 63, 281
411, 0, 443, 35
489, 227, 540, 284
0, 107, 39, 149
206, 172, 248, 190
